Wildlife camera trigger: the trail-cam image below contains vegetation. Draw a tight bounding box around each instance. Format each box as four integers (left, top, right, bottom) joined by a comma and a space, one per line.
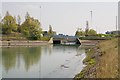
1, 11, 18, 34
95, 38, 118, 78
21, 12, 42, 40
75, 28, 97, 37
40, 36, 50, 41
75, 27, 117, 40
0, 11, 58, 41
87, 29, 97, 36
1, 11, 43, 40
0, 11, 117, 41
75, 38, 118, 78
75, 28, 85, 37
17, 15, 21, 32
47, 25, 56, 37
83, 48, 96, 65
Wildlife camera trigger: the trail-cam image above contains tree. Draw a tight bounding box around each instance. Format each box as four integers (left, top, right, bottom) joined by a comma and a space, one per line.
5, 11, 10, 16
88, 29, 97, 36
2, 11, 18, 34
17, 15, 21, 25
48, 25, 52, 33
75, 28, 85, 37
21, 14, 42, 40
17, 15, 21, 32
25, 12, 30, 20
48, 25, 56, 37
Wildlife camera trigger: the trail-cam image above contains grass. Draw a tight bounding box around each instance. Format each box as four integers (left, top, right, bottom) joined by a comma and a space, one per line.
74, 38, 118, 78
2, 33, 51, 41
83, 48, 96, 65
40, 37, 50, 41
75, 47, 97, 79
95, 38, 118, 78
88, 59, 96, 65
2, 33, 27, 41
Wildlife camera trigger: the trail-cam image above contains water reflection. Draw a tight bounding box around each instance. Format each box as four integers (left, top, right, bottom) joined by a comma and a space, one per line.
2, 46, 42, 72
2, 45, 92, 78
2, 47, 17, 72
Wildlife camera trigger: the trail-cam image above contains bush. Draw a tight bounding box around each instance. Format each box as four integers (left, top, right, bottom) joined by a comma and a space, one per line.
40, 37, 50, 41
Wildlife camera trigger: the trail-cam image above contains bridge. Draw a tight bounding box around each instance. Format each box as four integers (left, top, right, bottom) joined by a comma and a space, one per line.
48, 34, 81, 45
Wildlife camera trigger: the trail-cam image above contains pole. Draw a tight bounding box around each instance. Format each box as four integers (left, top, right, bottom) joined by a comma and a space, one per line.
39, 6, 41, 78
40, 6, 41, 23
116, 16, 117, 31
90, 11, 92, 28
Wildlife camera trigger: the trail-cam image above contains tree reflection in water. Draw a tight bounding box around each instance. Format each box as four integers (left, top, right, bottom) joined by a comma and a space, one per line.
2, 46, 42, 72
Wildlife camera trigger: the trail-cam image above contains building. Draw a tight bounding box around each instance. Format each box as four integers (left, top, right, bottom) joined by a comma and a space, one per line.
105, 30, 120, 35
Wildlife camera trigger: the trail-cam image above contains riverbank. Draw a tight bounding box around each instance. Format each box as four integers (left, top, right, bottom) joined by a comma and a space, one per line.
0, 40, 100, 47
80, 40, 102, 46
74, 38, 118, 78
0, 40, 49, 47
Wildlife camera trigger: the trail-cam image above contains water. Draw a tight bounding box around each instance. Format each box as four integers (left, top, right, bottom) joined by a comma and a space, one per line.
2, 45, 89, 78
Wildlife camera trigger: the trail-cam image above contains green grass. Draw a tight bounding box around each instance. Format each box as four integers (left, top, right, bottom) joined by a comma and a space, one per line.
40, 37, 50, 41
83, 48, 96, 65
2, 33, 51, 41
74, 47, 97, 79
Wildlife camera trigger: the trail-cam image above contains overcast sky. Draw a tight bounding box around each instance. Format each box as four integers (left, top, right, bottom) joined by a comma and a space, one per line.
1, 2, 118, 35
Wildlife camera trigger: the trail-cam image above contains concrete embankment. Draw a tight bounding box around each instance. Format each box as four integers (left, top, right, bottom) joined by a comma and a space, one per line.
80, 40, 101, 46
0, 40, 100, 47
0, 41, 49, 47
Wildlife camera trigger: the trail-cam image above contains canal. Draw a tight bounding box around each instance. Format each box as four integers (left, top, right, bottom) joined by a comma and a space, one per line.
2, 45, 92, 78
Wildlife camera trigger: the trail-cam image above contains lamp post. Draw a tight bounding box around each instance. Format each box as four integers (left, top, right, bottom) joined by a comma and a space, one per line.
90, 11, 92, 28
116, 16, 118, 31
39, 6, 41, 78
40, 6, 41, 23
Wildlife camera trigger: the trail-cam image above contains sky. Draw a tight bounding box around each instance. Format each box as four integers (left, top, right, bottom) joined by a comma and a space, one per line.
0, 1, 118, 35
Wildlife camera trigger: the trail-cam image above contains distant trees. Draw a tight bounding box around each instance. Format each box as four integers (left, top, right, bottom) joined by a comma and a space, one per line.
75, 28, 85, 37
1, 11, 18, 34
75, 28, 97, 37
48, 25, 56, 37
1, 11, 42, 40
88, 29, 97, 36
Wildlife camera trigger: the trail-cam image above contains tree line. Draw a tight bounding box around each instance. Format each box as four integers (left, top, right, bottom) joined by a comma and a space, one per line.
0, 11, 98, 40
0, 11, 55, 40
75, 28, 97, 37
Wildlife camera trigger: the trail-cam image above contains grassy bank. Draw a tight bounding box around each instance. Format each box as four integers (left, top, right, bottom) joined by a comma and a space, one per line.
1, 34, 50, 41
75, 38, 118, 79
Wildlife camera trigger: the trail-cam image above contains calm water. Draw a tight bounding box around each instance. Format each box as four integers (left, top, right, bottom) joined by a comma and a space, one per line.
2, 45, 90, 78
